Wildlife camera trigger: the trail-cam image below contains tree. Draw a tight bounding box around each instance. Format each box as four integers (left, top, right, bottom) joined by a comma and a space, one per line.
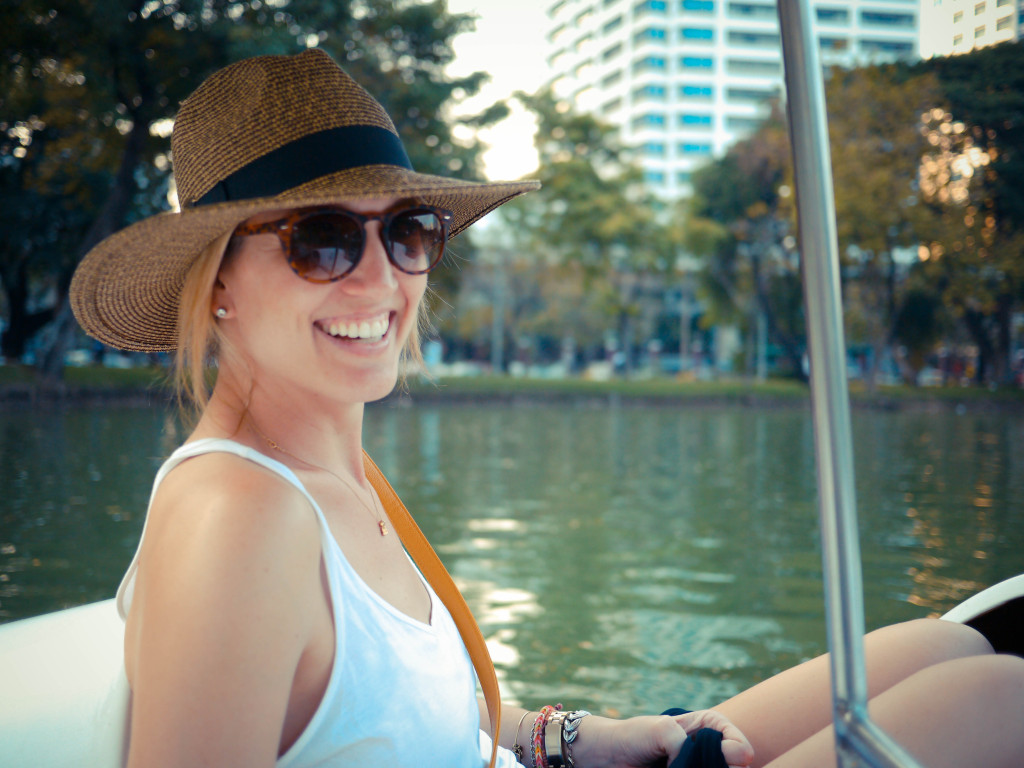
911, 42, 1024, 384
0, 0, 499, 378
685, 103, 805, 379
824, 64, 949, 388
512, 90, 676, 373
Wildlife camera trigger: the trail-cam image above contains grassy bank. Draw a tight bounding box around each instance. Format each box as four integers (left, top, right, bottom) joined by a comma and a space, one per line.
3, 363, 1023, 410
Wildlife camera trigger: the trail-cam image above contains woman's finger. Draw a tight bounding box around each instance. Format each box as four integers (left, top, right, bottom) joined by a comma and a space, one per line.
722, 735, 756, 767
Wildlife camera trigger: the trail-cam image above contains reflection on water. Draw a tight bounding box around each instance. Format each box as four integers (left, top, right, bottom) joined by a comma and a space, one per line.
1, 400, 1022, 716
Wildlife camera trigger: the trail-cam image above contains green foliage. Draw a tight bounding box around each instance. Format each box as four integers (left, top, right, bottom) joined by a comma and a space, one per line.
910, 41, 1024, 383
508, 90, 677, 369
684, 42, 1024, 387
919, 41, 1024, 229
686, 103, 804, 378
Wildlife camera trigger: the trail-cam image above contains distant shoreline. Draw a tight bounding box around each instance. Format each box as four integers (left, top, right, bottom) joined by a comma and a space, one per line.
1, 366, 1022, 412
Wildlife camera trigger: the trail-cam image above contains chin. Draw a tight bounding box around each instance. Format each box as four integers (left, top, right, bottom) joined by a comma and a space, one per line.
347, 366, 403, 405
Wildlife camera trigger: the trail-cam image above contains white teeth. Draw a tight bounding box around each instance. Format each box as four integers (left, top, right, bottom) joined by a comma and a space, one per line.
323, 315, 389, 340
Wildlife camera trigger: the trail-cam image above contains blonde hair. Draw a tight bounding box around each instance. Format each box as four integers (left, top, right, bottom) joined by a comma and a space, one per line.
173, 228, 428, 418
173, 229, 234, 420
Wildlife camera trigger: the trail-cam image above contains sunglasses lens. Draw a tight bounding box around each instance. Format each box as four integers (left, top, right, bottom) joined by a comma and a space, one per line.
289, 212, 362, 282
387, 209, 447, 274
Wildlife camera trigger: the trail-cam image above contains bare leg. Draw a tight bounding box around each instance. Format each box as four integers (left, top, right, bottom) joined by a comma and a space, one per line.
764, 654, 1024, 768
713, 619, 993, 767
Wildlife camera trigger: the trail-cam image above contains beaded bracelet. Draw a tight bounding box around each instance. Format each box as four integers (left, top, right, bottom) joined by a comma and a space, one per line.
531, 704, 562, 768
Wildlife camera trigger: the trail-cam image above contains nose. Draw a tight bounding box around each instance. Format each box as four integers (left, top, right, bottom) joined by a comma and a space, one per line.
342, 222, 398, 293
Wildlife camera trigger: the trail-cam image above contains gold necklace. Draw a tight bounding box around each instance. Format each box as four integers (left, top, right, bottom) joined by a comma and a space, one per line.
248, 418, 389, 537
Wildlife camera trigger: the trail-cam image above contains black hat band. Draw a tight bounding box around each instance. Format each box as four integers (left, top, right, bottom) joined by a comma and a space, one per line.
190, 125, 413, 207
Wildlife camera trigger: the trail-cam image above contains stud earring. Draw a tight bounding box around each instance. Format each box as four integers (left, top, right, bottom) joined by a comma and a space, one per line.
215, 307, 228, 318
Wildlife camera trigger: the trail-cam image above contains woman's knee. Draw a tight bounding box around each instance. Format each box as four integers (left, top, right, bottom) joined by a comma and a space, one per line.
867, 618, 994, 666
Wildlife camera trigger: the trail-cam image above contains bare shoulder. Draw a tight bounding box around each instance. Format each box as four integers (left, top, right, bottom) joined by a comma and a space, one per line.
123, 451, 330, 766
146, 449, 321, 570
128, 448, 325, 657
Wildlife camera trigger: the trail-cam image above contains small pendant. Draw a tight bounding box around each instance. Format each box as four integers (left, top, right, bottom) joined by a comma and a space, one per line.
379, 520, 389, 536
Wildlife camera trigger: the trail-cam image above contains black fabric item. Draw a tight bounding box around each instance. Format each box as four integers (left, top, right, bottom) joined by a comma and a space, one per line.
661, 708, 729, 768
194, 125, 413, 206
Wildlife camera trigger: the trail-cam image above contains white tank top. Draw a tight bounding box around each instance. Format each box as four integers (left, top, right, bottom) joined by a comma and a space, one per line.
117, 438, 522, 768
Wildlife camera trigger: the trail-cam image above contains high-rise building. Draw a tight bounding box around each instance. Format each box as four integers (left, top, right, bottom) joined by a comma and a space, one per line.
920, 0, 1023, 58
544, 0, 920, 198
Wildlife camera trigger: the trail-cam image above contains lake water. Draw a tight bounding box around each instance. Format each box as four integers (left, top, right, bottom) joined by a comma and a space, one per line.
1, 398, 1022, 716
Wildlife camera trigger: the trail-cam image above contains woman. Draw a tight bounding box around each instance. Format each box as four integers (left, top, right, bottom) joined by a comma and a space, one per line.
70, 49, 1024, 768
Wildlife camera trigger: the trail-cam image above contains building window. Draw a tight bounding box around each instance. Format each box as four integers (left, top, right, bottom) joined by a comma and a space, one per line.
996, 14, 1012, 30
632, 113, 667, 129
726, 57, 781, 75
726, 86, 775, 102
680, 83, 714, 98
634, 27, 668, 45
728, 30, 781, 47
574, 8, 594, 25
860, 11, 916, 27
633, 84, 668, 101
975, 24, 986, 37
681, 0, 715, 12
643, 141, 667, 155
953, 10, 964, 22
601, 98, 623, 114
635, 0, 669, 13
819, 36, 850, 51
677, 171, 693, 184
727, 2, 777, 20
680, 113, 713, 127
602, 71, 623, 88
726, 116, 762, 133
681, 26, 714, 41
816, 7, 850, 24
996, 0, 1010, 6
680, 142, 712, 154
602, 43, 623, 61
681, 55, 715, 68
634, 55, 668, 72
603, 15, 623, 34
643, 170, 666, 185
975, 2, 986, 15
575, 34, 594, 52
860, 39, 916, 55
953, 33, 964, 44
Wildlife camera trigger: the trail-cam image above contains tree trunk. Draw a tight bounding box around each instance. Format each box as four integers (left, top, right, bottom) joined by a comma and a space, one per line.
751, 247, 807, 382
0, 258, 55, 361
35, 113, 149, 382
962, 307, 994, 385
994, 294, 1013, 385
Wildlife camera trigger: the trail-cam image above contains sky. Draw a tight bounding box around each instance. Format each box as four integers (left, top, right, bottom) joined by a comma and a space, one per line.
444, 0, 554, 181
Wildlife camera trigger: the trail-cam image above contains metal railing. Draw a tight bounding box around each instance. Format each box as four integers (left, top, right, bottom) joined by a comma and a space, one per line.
775, 2, 925, 766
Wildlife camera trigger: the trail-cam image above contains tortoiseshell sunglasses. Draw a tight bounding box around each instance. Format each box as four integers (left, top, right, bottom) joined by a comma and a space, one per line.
234, 204, 454, 283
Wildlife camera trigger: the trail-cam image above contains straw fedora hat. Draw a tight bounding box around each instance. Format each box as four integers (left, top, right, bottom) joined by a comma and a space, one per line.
70, 48, 539, 352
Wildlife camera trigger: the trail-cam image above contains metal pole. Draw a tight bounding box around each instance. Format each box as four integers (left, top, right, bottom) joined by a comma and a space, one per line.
775, 2, 923, 766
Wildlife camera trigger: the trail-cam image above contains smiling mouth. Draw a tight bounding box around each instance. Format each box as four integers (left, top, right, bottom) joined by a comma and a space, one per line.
317, 313, 392, 342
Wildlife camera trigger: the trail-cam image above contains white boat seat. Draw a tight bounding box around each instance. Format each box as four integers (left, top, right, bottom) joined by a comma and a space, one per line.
0, 598, 129, 768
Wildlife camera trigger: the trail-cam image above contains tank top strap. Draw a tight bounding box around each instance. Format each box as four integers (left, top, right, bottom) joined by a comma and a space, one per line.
115, 438, 335, 619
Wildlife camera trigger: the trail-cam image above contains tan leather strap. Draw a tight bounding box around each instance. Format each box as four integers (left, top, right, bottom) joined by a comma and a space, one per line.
363, 451, 501, 768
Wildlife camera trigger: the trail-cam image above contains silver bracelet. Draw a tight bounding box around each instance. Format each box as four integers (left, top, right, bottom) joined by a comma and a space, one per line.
544, 712, 568, 768
561, 710, 591, 768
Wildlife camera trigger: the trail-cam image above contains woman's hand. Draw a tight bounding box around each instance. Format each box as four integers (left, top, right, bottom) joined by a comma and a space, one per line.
569, 709, 754, 768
